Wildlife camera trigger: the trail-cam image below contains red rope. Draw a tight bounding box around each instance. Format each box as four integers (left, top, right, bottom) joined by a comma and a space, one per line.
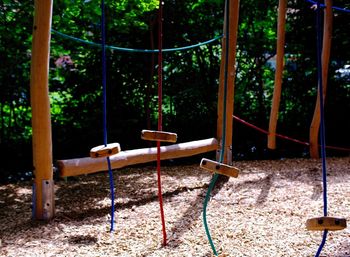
232, 115, 350, 152
157, 0, 167, 246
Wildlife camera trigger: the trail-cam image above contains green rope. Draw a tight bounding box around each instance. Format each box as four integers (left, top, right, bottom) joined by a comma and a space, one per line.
203, 0, 231, 255
51, 29, 222, 53
203, 173, 220, 256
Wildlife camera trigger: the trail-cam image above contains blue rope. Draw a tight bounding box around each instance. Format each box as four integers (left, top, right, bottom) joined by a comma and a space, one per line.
107, 157, 115, 232
305, 0, 350, 13
315, 230, 329, 257
316, 0, 328, 220
101, 1, 107, 147
51, 29, 223, 53
203, 0, 231, 255
314, 1, 328, 256
101, 0, 115, 232
31, 183, 36, 219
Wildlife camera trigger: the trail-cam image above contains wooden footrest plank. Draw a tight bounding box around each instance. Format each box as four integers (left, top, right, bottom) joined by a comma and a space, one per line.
90, 143, 121, 158
200, 158, 239, 178
141, 130, 177, 143
306, 217, 347, 231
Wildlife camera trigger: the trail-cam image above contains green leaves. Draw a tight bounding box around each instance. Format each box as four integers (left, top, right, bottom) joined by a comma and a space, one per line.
1, 0, 350, 167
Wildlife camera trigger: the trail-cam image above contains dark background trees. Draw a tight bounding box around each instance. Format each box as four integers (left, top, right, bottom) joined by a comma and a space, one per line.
0, 0, 349, 182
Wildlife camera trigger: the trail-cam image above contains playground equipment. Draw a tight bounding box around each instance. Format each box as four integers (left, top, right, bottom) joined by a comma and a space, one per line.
268, 0, 349, 159
29, 0, 347, 256
88, 0, 119, 232
200, 0, 240, 255
309, 0, 333, 158
268, 0, 287, 150
29, 0, 237, 221
90, 143, 121, 158
304, 1, 346, 256
30, 0, 54, 220
139, 0, 177, 245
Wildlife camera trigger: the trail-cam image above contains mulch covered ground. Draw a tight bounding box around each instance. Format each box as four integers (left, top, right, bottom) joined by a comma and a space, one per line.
0, 157, 349, 257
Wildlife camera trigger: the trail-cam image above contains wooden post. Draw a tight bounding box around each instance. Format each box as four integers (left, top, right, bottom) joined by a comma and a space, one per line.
30, 0, 54, 220
216, 0, 240, 165
268, 0, 287, 150
309, 0, 333, 158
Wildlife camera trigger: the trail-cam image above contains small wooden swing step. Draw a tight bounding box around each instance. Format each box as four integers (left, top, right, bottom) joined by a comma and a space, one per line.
90, 143, 121, 158
141, 130, 177, 143
200, 158, 239, 178
306, 217, 347, 231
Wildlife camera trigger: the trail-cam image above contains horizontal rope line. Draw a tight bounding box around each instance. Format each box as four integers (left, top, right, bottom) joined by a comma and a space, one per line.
233, 115, 350, 152
51, 29, 223, 53
305, 0, 350, 13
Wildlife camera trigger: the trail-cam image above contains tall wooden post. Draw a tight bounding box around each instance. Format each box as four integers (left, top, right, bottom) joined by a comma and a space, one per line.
309, 0, 333, 158
30, 0, 55, 220
216, 0, 240, 165
268, 0, 287, 150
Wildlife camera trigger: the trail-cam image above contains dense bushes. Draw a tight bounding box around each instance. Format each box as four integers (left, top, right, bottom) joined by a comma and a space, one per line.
1, 0, 349, 181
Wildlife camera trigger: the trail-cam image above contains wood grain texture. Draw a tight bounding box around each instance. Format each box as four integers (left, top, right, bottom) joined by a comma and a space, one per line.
141, 130, 177, 143
30, 0, 54, 220
268, 0, 287, 150
90, 143, 121, 158
58, 138, 218, 177
306, 217, 346, 231
200, 158, 239, 177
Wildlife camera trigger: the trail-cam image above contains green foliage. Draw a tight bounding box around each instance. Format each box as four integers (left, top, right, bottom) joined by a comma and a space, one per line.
0, 0, 33, 145
1, 0, 350, 177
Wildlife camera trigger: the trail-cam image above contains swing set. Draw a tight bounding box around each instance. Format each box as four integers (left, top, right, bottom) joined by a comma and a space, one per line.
29, 0, 347, 256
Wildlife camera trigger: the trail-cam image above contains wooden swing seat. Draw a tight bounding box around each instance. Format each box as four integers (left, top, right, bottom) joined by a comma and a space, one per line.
90, 143, 121, 158
200, 158, 239, 178
306, 217, 347, 231
141, 130, 177, 143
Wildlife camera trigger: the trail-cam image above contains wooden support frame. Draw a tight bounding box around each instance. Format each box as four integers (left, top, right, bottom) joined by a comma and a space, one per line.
58, 138, 219, 177
30, 0, 54, 220
141, 130, 177, 143
216, 0, 240, 165
268, 0, 287, 150
309, 0, 333, 158
306, 217, 347, 231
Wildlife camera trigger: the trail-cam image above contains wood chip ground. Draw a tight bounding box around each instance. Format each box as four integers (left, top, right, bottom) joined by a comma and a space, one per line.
0, 157, 349, 256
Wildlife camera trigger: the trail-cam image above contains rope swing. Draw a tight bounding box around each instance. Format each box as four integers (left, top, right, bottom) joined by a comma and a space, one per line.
89, 0, 121, 232
313, 1, 329, 254
202, 0, 231, 255
140, 0, 178, 246
100, 0, 116, 232
155, 0, 167, 246
306, 1, 347, 256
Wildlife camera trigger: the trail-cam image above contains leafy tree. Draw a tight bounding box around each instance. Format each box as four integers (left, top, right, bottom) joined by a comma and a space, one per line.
1, 0, 349, 181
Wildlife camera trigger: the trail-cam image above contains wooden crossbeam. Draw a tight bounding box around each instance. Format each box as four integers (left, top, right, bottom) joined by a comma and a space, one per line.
306, 217, 347, 231
200, 158, 239, 178
58, 138, 218, 177
141, 130, 177, 143
90, 143, 121, 158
